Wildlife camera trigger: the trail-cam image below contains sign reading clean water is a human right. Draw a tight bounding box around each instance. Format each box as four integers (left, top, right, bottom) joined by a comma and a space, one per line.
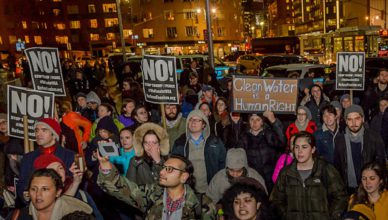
336, 52, 365, 90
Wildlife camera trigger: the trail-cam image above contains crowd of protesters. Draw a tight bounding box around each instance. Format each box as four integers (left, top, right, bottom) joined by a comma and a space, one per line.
0, 57, 387, 220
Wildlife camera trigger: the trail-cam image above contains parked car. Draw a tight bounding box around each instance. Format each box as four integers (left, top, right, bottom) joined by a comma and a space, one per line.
236, 54, 264, 70
222, 51, 247, 62
259, 55, 307, 73
261, 63, 330, 79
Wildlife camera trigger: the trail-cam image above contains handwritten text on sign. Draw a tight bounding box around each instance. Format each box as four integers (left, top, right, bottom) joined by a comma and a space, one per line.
232, 76, 298, 113
142, 55, 179, 104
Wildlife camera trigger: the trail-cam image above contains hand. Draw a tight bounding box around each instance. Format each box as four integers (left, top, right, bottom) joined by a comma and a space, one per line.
69, 162, 85, 184
96, 149, 112, 170
145, 145, 161, 164
263, 110, 276, 123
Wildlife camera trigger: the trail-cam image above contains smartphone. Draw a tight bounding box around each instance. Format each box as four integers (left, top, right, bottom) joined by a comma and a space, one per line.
74, 154, 86, 172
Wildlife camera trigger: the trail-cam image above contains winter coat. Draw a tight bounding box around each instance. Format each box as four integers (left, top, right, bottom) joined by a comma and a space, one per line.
172, 110, 226, 184
126, 122, 170, 185
98, 166, 217, 220
305, 99, 330, 129
314, 124, 340, 164
165, 115, 186, 148
109, 147, 135, 176
221, 119, 248, 150
16, 144, 75, 203
118, 114, 135, 128
286, 121, 317, 141
89, 117, 124, 141
270, 158, 348, 220
62, 111, 92, 154
334, 128, 387, 187
362, 84, 388, 121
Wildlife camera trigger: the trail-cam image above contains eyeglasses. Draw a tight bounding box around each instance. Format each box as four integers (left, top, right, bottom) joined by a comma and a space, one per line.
189, 118, 203, 123
162, 165, 186, 173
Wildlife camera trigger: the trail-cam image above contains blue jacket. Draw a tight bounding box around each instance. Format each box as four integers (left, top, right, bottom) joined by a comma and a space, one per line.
314, 124, 340, 164
109, 148, 135, 176
17, 144, 75, 203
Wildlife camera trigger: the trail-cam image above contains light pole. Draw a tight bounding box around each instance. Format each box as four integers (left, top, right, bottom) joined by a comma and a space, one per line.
205, 0, 215, 69
116, 0, 127, 62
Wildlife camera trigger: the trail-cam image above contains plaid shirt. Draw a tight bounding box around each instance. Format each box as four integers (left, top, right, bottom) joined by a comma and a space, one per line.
166, 195, 185, 216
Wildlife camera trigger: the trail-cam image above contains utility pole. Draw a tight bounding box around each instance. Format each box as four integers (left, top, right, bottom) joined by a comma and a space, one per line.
336, 0, 340, 29
323, 0, 326, 34
116, 0, 127, 62
205, 0, 214, 69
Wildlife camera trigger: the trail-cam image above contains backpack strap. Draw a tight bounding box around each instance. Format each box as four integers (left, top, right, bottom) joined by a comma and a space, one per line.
79, 190, 88, 203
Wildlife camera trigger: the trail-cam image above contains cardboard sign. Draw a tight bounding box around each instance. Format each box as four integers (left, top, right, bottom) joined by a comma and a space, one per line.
25, 47, 66, 96
7, 85, 55, 140
232, 76, 298, 113
141, 55, 179, 104
336, 52, 365, 90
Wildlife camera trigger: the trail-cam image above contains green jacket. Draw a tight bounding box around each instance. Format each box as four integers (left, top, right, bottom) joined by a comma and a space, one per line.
270, 157, 347, 220
97, 166, 217, 220
90, 118, 124, 141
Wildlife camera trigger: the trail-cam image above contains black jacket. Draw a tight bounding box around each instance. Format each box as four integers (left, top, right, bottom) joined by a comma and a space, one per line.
334, 128, 387, 187
305, 99, 329, 129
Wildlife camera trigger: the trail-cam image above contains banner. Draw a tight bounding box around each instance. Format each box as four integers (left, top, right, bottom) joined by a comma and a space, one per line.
232, 76, 298, 113
25, 47, 66, 96
7, 85, 55, 140
141, 55, 179, 104
336, 52, 365, 90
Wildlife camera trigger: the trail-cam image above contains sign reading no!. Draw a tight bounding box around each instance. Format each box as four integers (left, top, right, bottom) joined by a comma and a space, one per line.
336, 52, 365, 90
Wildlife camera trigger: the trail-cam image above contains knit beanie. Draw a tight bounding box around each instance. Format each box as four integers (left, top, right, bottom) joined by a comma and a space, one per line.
330, 101, 342, 112
340, 94, 351, 103
86, 91, 101, 105
226, 148, 248, 170
297, 106, 312, 120
34, 118, 61, 141
344, 104, 364, 119
33, 154, 66, 170
96, 116, 119, 136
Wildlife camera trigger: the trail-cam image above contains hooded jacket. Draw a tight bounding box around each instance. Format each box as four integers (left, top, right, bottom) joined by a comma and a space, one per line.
286, 106, 317, 141
206, 148, 267, 204
172, 110, 226, 184
126, 123, 170, 185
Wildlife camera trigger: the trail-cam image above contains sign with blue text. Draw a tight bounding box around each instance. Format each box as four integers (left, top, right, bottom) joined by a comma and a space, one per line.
141, 55, 179, 104
25, 47, 66, 96
336, 52, 365, 90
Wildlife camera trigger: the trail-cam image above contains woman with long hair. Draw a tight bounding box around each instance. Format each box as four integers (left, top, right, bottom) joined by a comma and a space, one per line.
348, 162, 388, 219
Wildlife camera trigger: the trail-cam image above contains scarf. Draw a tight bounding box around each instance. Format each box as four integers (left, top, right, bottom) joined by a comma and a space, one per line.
344, 126, 364, 188
295, 120, 308, 132
40, 145, 56, 154
166, 113, 183, 128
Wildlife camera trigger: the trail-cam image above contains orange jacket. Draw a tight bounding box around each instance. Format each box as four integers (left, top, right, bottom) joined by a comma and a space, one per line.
62, 111, 92, 155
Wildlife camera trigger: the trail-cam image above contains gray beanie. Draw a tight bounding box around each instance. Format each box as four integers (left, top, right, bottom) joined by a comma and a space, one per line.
344, 104, 364, 118
297, 106, 312, 120
86, 91, 101, 105
226, 148, 248, 170
340, 94, 350, 103
330, 101, 342, 112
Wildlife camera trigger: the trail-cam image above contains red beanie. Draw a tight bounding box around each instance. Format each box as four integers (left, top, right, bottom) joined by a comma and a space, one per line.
33, 154, 66, 170
34, 118, 61, 141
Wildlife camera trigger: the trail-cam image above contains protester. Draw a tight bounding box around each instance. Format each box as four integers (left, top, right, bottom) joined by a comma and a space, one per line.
370, 97, 388, 133
85, 91, 101, 123
74, 92, 88, 117
89, 103, 124, 141
118, 98, 136, 128
221, 112, 248, 150
206, 148, 267, 205
130, 105, 150, 129
17, 118, 75, 203
285, 106, 317, 141
214, 97, 231, 138
221, 177, 271, 220
109, 127, 136, 176
163, 104, 186, 146
334, 105, 386, 194
198, 102, 216, 135
304, 84, 330, 128
347, 162, 388, 219
172, 109, 226, 193
126, 122, 169, 185
270, 131, 348, 220
69, 69, 91, 98
237, 111, 285, 191
196, 85, 218, 111
182, 72, 202, 94
272, 134, 296, 183
362, 69, 388, 121
97, 154, 217, 219
314, 104, 340, 164
10, 169, 92, 219
341, 94, 352, 111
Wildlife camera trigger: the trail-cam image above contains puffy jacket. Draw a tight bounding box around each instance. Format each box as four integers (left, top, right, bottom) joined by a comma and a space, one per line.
305, 99, 329, 129
62, 111, 92, 154
334, 128, 387, 187
286, 121, 317, 141
270, 158, 348, 220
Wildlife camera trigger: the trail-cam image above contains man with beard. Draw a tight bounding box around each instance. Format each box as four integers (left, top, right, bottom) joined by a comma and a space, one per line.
206, 148, 267, 205
334, 104, 386, 194
362, 68, 388, 121
97, 154, 216, 219
163, 104, 186, 146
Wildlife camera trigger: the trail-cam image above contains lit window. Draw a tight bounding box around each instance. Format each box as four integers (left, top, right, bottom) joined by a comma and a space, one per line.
105, 18, 118, 27
25, 36, 30, 43
70, 20, 81, 29
102, 4, 116, 13
54, 23, 66, 30
165, 11, 175, 20
67, 5, 79, 14
106, 33, 116, 40
90, 19, 98, 28
55, 36, 68, 44
306, 6, 310, 12
142, 28, 154, 38
88, 4, 96, 13
286, 5, 290, 10
53, 9, 61, 16
34, 36, 43, 45
185, 26, 198, 37
22, 21, 27, 29
123, 29, 133, 38
167, 27, 177, 38
183, 10, 198, 19
9, 36, 17, 44
90, 34, 99, 41
0, 36, 3, 45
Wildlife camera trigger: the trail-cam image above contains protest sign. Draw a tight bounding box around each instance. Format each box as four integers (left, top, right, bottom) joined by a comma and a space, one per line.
25, 47, 66, 96
336, 52, 365, 90
141, 55, 179, 104
7, 85, 55, 140
232, 76, 298, 113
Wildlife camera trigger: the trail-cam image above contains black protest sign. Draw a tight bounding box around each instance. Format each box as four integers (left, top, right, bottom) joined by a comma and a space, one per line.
7, 85, 55, 140
141, 55, 179, 104
232, 76, 298, 114
336, 52, 365, 90
25, 47, 66, 96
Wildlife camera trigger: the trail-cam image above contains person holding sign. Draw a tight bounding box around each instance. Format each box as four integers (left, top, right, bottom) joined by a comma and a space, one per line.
17, 118, 75, 204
